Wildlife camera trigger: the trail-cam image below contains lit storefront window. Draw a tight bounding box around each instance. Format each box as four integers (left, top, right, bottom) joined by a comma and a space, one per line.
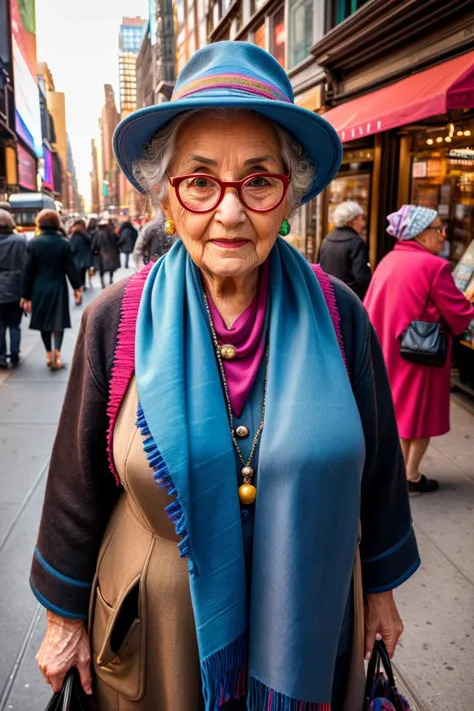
271, 6, 285, 68
412, 121, 474, 267
254, 20, 266, 49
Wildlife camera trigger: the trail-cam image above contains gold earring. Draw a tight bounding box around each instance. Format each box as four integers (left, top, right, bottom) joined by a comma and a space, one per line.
164, 219, 176, 235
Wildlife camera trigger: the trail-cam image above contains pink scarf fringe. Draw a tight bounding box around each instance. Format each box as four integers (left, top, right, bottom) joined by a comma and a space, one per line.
106, 262, 154, 484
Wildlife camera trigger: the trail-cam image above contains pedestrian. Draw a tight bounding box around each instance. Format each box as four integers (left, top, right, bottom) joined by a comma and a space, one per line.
319, 200, 372, 299
20, 209, 82, 370
117, 220, 138, 268
92, 219, 121, 288
69, 218, 93, 289
133, 213, 174, 269
364, 204, 474, 494
0, 209, 27, 368
31, 43, 419, 711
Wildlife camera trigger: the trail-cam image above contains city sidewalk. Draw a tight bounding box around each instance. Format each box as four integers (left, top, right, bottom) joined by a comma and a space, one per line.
0, 274, 473, 710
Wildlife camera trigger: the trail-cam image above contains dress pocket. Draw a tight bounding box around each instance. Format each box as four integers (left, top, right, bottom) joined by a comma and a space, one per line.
92, 575, 146, 701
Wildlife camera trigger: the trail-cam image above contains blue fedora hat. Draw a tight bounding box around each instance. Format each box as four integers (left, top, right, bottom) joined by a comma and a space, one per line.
113, 41, 342, 204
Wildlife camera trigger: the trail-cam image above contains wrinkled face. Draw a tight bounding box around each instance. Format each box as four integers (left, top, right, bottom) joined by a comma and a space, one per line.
161, 112, 289, 280
416, 216, 445, 255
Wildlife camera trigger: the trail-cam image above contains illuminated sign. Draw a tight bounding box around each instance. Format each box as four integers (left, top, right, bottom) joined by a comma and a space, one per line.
10, 0, 43, 158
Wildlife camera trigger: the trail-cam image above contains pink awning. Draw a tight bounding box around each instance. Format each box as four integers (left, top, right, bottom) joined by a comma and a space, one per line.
323, 51, 474, 143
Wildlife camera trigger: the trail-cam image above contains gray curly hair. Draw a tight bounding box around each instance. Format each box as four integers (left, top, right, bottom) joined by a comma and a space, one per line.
133, 109, 315, 215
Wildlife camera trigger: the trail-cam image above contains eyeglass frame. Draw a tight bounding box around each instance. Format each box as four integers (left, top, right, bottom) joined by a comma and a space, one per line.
427, 224, 447, 236
166, 172, 290, 214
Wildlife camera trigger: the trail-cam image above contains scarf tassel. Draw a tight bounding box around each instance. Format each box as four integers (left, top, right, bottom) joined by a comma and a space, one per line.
201, 632, 247, 710
248, 677, 331, 711
136, 401, 196, 574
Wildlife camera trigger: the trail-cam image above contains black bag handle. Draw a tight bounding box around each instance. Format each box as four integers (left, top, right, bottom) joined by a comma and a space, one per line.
364, 639, 403, 711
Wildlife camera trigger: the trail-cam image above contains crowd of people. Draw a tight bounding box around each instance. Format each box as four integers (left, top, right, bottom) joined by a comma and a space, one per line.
0, 206, 174, 370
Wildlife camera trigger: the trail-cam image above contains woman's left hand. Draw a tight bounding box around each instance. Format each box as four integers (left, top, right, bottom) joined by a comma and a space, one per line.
364, 590, 403, 660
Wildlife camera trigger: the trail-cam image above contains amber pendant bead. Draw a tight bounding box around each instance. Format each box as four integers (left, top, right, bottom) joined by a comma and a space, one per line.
239, 483, 257, 504
220, 344, 237, 360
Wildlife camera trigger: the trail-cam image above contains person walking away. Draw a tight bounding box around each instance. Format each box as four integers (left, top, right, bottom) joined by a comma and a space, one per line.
69, 219, 93, 289
117, 220, 138, 268
364, 205, 474, 494
92, 220, 121, 288
0, 209, 27, 368
133, 214, 175, 269
20, 209, 82, 370
319, 200, 372, 299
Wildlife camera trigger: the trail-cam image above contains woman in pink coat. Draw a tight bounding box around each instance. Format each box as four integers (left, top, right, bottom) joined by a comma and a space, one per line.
364, 205, 474, 494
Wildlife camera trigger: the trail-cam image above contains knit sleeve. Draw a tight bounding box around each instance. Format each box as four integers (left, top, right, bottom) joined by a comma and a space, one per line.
30, 286, 125, 618
332, 279, 420, 594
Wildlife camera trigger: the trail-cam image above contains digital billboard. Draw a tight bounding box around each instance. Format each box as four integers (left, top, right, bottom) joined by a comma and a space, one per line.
17, 143, 37, 190
10, 0, 43, 158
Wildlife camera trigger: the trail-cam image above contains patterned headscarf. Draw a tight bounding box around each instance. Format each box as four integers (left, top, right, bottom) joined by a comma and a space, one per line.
387, 205, 438, 240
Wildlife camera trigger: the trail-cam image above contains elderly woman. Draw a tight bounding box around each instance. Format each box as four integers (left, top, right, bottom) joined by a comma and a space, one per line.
319, 201, 371, 299
31, 43, 419, 711
20, 209, 82, 369
364, 205, 474, 494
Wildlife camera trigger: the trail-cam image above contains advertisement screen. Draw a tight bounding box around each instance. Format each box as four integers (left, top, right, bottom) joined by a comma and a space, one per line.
17, 143, 37, 190
42, 145, 54, 191
10, 0, 43, 158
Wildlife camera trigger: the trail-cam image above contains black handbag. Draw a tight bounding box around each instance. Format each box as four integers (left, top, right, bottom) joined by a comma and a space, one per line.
364, 639, 411, 711
399, 288, 447, 367
45, 668, 92, 711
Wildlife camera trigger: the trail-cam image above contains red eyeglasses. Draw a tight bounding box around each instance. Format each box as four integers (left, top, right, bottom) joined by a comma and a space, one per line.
167, 172, 290, 214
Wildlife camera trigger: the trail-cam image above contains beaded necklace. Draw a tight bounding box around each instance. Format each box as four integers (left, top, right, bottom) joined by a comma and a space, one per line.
203, 292, 268, 504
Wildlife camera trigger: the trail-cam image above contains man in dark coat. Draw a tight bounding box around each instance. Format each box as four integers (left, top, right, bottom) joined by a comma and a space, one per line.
92, 220, 121, 288
117, 220, 138, 268
69, 219, 93, 288
319, 201, 372, 299
0, 209, 27, 367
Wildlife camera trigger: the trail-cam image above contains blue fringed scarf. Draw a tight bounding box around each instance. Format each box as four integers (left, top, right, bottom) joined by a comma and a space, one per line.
135, 238, 366, 710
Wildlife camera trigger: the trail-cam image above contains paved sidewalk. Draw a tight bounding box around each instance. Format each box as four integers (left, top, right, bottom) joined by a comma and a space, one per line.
0, 273, 473, 710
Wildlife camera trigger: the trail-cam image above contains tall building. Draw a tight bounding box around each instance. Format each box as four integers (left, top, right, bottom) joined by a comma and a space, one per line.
136, 0, 175, 109
100, 84, 119, 211
118, 17, 145, 217
118, 17, 146, 113
90, 137, 101, 214
38, 62, 69, 208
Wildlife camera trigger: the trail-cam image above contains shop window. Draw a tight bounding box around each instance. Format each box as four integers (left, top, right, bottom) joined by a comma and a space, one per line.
332, 0, 369, 26
253, 20, 266, 49
411, 134, 474, 268
288, 0, 323, 69
271, 6, 285, 68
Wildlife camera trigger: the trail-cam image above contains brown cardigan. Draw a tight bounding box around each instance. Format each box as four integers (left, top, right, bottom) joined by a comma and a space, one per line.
30, 275, 419, 619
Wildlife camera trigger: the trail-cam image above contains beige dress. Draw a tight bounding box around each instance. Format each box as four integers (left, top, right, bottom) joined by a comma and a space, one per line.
89, 379, 201, 710
89, 379, 365, 711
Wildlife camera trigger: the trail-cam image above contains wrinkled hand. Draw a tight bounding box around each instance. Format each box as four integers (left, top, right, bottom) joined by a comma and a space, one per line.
364, 590, 403, 660
36, 611, 93, 695
19, 298, 31, 313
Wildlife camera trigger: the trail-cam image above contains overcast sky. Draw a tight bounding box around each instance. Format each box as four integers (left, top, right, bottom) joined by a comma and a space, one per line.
36, 0, 149, 208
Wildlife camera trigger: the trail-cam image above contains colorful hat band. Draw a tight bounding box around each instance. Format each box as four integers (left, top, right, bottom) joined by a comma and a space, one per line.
171, 73, 291, 103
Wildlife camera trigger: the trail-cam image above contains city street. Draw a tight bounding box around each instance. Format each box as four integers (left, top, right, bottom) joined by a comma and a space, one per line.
0, 271, 472, 711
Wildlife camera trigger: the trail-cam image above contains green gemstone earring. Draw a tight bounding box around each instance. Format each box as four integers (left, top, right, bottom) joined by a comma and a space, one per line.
279, 219, 291, 237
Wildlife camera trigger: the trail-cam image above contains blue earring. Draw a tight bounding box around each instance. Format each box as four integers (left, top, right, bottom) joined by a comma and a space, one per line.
280, 219, 291, 237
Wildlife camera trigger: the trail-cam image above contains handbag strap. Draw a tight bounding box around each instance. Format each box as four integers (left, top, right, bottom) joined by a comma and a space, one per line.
364, 640, 403, 711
